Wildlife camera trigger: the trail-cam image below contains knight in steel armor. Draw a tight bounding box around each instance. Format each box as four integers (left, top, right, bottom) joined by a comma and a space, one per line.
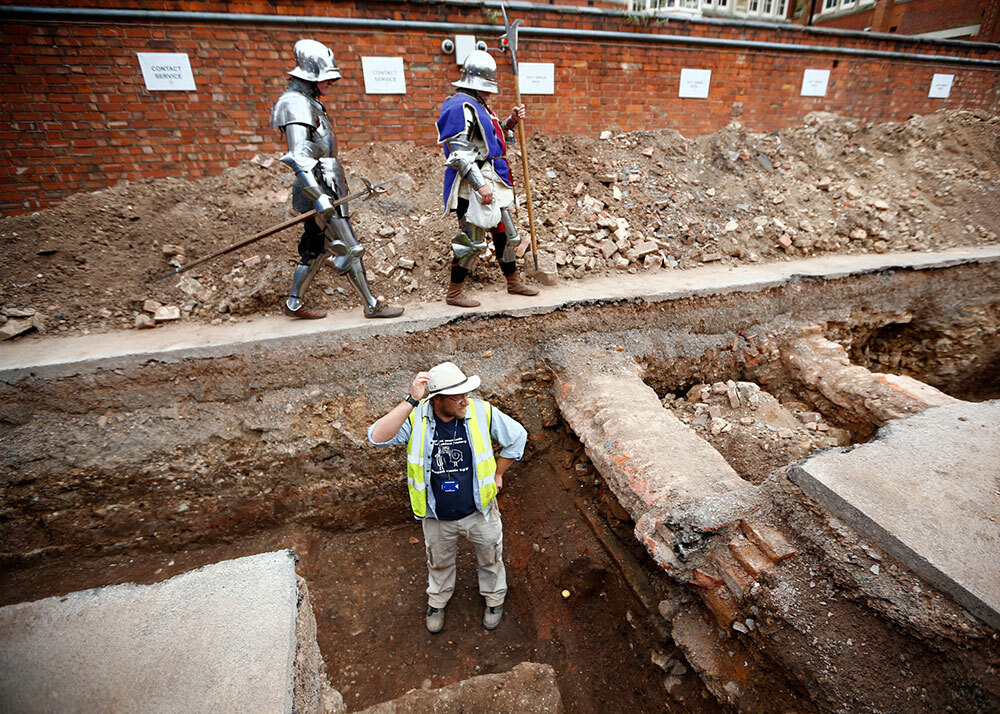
435, 50, 539, 308
270, 39, 403, 319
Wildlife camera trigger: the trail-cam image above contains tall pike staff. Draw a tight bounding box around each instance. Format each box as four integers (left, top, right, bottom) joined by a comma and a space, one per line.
500, 6, 538, 271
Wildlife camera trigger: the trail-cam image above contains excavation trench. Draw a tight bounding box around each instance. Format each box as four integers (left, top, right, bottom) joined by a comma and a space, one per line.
1, 432, 695, 713
2, 256, 999, 712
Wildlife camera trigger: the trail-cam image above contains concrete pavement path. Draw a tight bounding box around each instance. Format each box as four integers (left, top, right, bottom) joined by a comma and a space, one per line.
2, 247, 998, 382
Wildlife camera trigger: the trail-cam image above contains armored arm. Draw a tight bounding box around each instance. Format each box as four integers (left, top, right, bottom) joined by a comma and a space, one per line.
280, 124, 334, 214
444, 106, 486, 190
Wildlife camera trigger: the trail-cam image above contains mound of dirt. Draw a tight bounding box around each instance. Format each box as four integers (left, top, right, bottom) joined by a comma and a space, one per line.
1, 109, 998, 338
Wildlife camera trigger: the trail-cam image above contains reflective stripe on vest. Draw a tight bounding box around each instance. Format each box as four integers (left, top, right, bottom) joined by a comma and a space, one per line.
406, 399, 497, 518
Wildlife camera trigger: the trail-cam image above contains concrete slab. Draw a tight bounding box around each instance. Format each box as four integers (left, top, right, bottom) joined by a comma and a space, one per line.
788, 401, 1000, 630
2, 246, 998, 382
0, 551, 303, 714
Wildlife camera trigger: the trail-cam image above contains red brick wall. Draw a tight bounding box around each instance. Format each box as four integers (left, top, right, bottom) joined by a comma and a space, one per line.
888, 0, 990, 35
1, 1, 998, 214
811, 0, 990, 36
982, 0, 1000, 41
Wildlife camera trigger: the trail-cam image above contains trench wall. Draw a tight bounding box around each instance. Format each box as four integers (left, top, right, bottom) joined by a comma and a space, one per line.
1, 0, 999, 214
2, 259, 999, 565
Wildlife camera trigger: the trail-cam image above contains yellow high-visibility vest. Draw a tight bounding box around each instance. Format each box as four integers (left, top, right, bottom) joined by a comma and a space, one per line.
406, 398, 497, 518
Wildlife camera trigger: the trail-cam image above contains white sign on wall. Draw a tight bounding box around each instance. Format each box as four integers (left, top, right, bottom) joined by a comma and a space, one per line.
137, 52, 196, 91
928, 73, 954, 98
455, 35, 477, 65
518, 63, 554, 95
361, 57, 406, 94
800, 69, 831, 97
678, 68, 711, 99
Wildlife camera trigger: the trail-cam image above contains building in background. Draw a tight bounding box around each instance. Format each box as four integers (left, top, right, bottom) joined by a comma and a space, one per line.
623, 0, 792, 21
797, 0, 998, 41
619, 0, 1000, 41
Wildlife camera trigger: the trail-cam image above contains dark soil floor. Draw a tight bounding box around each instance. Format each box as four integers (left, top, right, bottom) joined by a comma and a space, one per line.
0, 437, 722, 713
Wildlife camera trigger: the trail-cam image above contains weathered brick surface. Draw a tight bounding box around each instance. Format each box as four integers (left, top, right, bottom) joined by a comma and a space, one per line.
2, 1, 998, 213
739, 519, 796, 562
551, 350, 749, 523
708, 549, 754, 600
779, 330, 961, 426
551, 346, 755, 575
727, 534, 773, 578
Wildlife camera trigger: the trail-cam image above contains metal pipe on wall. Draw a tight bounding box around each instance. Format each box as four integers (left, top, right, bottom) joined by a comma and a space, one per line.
1, 4, 998, 67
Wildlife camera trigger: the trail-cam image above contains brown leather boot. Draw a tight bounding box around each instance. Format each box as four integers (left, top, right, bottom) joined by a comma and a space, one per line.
446, 282, 480, 308
364, 300, 404, 319
505, 271, 539, 296
283, 304, 327, 319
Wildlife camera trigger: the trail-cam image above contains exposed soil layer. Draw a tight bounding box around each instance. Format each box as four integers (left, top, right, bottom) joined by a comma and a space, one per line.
839, 303, 1000, 402
1, 110, 998, 339
2, 252, 999, 710
0, 432, 721, 714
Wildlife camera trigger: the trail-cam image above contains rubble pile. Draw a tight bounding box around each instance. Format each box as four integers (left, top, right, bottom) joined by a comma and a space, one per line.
0, 109, 997, 338
663, 380, 852, 484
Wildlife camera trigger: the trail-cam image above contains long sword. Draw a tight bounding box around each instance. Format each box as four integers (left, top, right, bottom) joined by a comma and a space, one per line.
150, 176, 401, 284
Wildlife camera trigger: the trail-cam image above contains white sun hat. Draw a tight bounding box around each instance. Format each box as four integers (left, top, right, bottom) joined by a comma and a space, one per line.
426, 361, 481, 396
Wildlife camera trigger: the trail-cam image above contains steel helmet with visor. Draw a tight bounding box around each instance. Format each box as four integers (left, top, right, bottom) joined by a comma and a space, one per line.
288, 39, 342, 83
452, 50, 498, 94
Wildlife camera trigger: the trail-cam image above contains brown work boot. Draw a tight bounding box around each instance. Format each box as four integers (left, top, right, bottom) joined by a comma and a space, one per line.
505, 271, 539, 296
283, 304, 327, 320
446, 282, 480, 308
364, 300, 404, 319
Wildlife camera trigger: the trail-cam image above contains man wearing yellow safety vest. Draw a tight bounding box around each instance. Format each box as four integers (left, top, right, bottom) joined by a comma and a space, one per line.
367, 361, 527, 633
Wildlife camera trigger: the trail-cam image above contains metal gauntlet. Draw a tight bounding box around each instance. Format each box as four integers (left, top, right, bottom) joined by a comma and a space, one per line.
444, 137, 486, 190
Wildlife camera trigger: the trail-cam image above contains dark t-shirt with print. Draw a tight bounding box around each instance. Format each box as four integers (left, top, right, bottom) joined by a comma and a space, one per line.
429, 414, 477, 520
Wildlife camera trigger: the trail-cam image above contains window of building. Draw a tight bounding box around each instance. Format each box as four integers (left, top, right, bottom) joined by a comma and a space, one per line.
819, 0, 874, 14
628, 0, 787, 19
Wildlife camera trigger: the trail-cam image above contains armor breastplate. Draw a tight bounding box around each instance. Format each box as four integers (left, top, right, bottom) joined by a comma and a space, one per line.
271, 88, 337, 158
313, 110, 336, 159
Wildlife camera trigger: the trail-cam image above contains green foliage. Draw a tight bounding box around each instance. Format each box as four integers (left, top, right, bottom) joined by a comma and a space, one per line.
624, 12, 651, 26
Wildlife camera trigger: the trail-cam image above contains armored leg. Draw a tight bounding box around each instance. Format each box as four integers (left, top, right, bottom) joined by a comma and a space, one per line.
323, 215, 402, 318
491, 210, 538, 298
285, 218, 328, 318
286, 256, 327, 312
453, 219, 489, 270
446, 222, 488, 308
497, 208, 520, 263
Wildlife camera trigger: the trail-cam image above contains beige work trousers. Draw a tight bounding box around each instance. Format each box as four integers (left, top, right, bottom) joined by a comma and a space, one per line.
421, 504, 506, 608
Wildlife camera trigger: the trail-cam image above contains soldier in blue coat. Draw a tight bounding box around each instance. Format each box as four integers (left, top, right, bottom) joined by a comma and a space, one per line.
436, 50, 539, 307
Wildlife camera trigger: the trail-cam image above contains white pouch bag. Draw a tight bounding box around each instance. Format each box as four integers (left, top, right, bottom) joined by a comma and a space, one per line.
465, 178, 502, 229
